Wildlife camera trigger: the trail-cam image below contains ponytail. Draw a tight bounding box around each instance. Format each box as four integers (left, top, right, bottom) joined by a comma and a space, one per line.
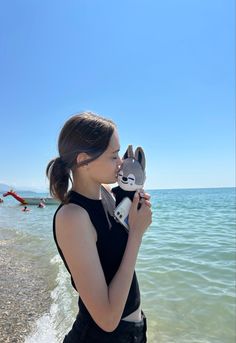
46, 111, 116, 204
46, 157, 72, 203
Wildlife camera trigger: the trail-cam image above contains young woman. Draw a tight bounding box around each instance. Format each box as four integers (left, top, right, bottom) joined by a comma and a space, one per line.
46, 112, 152, 343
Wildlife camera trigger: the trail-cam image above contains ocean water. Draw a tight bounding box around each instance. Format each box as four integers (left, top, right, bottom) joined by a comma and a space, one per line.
0, 187, 235, 343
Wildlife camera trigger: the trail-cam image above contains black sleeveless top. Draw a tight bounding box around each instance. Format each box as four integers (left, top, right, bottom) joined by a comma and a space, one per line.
53, 188, 140, 319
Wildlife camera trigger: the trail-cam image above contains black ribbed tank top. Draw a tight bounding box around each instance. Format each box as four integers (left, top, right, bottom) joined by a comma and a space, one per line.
53, 188, 140, 319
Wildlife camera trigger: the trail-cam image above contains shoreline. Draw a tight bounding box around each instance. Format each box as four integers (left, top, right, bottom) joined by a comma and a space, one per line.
0, 236, 53, 343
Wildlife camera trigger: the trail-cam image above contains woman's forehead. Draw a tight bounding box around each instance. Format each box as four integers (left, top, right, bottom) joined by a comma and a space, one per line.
107, 130, 120, 152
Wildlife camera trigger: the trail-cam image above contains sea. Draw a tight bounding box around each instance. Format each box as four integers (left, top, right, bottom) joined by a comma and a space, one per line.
0, 187, 235, 343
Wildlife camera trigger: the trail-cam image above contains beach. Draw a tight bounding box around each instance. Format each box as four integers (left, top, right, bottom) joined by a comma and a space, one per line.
0, 234, 51, 343
0, 188, 235, 343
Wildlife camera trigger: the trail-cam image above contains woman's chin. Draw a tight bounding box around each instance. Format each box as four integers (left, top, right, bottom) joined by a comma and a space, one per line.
101, 178, 115, 185
109, 176, 118, 184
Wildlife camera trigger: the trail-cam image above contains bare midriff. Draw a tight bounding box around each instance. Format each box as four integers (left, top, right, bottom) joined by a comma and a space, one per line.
121, 304, 142, 322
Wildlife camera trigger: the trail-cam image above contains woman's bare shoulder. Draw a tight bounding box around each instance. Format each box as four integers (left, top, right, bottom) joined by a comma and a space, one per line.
55, 203, 97, 242
56, 203, 89, 222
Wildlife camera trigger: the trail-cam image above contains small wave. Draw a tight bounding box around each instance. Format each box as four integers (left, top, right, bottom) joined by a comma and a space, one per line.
24, 314, 57, 343
25, 255, 77, 343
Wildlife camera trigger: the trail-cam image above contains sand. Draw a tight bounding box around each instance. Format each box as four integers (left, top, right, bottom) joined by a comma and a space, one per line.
0, 239, 52, 343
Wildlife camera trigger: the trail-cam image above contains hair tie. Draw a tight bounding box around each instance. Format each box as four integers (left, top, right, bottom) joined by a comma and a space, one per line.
58, 156, 66, 165
56, 156, 69, 172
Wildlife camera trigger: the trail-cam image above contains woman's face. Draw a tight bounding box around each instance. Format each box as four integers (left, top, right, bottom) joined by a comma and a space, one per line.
88, 129, 122, 184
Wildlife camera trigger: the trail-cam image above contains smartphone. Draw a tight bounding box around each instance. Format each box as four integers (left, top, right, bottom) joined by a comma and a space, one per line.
114, 197, 132, 231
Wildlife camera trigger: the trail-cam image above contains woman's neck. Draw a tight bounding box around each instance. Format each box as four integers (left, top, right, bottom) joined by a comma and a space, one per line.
72, 176, 102, 200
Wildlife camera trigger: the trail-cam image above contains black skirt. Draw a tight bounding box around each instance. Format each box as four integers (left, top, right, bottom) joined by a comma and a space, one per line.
63, 310, 147, 343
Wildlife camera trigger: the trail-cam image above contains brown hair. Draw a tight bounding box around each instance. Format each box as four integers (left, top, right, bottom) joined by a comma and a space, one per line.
46, 111, 116, 202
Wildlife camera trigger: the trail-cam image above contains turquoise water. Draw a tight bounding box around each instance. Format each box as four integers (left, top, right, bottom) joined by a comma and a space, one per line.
0, 188, 235, 343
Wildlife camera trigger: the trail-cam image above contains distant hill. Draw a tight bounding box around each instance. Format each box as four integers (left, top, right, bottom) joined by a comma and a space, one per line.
0, 183, 11, 192
0, 183, 45, 194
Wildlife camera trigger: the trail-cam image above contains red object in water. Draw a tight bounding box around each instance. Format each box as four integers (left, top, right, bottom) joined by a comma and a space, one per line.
3, 190, 27, 204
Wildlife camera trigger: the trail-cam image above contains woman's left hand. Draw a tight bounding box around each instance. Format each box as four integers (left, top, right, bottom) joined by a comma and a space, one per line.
138, 190, 151, 208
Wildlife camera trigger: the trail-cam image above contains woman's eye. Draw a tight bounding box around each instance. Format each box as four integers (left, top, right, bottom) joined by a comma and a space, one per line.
112, 154, 120, 160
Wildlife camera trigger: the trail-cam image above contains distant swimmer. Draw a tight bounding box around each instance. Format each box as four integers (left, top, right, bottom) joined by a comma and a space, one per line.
38, 202, 45, 208
22, 206, 30, 212
0, 198, 3, 203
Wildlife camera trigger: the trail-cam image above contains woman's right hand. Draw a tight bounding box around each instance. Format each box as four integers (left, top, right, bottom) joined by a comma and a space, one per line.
128, 191, 152, 239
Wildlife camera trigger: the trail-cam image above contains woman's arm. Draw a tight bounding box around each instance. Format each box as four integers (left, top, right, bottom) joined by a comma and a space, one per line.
56, 194, 151, 332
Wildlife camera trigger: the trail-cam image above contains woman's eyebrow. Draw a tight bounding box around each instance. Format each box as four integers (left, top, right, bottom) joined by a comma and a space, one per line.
112, 148, 120, 153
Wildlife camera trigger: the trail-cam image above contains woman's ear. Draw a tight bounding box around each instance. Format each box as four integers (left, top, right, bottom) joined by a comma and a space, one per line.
134, 147, 146, 170
122, 145, 134, 160
76, 152, 90, 166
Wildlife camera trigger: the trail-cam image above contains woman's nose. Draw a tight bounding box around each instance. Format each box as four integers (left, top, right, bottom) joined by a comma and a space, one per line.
117, 156, 122, 166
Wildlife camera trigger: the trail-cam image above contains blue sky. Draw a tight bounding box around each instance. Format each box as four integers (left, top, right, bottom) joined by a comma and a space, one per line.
0, 0, 235, 191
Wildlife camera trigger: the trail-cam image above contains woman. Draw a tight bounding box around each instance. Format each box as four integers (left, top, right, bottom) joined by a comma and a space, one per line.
46, 112, 152, 342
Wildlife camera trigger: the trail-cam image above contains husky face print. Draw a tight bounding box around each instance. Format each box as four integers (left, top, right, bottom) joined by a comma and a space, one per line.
117, 145, 146, 191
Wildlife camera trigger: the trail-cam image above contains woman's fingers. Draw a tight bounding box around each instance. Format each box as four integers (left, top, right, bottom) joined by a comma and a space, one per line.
144, 200, 151, 208
139, 196, 151, 208
139, 191, 151, 200
130, 192, 140, 212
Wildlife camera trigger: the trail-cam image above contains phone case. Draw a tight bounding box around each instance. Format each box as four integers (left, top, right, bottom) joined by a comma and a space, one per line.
114, 197, 132, 231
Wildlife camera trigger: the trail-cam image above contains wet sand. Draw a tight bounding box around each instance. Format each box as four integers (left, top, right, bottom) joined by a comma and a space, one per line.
0, 239, 52, 343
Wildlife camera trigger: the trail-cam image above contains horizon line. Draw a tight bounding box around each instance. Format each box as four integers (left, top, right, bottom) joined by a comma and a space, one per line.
0, 185, 235, 194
